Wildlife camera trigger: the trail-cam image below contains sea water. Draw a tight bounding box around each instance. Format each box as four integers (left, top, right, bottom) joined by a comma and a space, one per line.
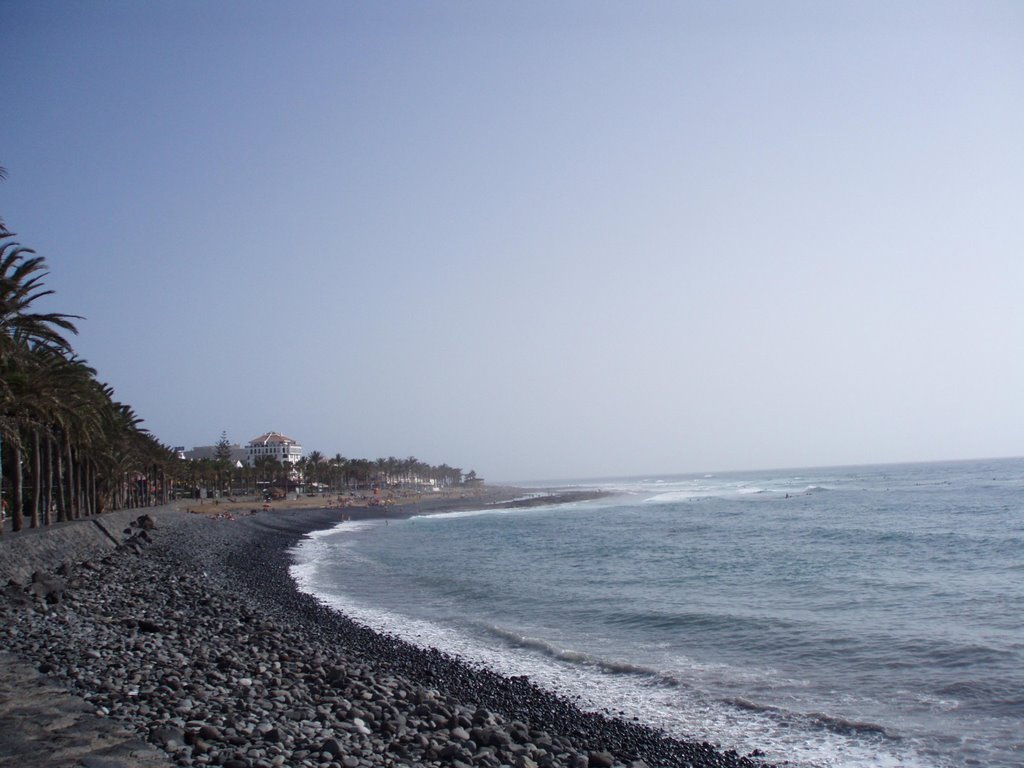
290, 458, 1024, 767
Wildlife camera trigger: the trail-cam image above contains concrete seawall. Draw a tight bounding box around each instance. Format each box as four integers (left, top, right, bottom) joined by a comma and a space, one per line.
0, 507, 184, 585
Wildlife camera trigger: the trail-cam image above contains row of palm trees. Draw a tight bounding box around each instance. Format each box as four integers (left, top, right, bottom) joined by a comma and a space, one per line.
1, 230, 177, 533
301, 453, 466, 492
185, 450, 467, 499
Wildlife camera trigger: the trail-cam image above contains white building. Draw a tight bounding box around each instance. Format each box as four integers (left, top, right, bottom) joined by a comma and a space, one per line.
246, 432, 303, 467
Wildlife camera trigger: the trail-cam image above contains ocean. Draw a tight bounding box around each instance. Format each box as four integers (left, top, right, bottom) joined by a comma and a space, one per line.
290, 458, 1024, 767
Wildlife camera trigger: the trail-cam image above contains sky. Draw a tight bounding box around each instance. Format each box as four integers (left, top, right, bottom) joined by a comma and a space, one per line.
3, 1, 1022, 482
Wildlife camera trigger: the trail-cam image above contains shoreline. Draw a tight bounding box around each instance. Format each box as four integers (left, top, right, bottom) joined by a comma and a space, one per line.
1, 489, 771, 768
177, 486, 610, 520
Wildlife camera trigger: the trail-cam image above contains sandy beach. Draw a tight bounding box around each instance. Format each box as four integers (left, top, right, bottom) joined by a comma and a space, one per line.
1, 489, 769, 768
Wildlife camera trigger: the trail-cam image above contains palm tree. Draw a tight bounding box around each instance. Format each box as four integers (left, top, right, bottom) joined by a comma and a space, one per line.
0, 165, 8, 235
254, 455, 281, 496
1, 342, 176, 529
305, 450, 324, 490
328, 453, 347, 492
1, 237, 81, 353
1, 240, 83, 531
2, 347, 84, 527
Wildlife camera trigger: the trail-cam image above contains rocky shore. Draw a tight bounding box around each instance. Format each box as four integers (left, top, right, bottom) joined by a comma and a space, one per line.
1, 497, 773, 768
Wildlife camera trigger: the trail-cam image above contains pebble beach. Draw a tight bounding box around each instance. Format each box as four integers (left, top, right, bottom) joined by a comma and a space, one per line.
1, 495, 772, 768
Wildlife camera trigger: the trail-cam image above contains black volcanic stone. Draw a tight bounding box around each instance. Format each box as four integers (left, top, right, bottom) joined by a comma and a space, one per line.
0, 506, 774, 768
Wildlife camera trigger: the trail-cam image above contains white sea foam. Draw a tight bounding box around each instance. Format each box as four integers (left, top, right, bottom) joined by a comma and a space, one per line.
289, 546, 937, 768
485, 493, 547, 505
289, 519, 383, 586
643, 490, 719, 503
304, 519, 377, 539
408, 507, 515, 522
288, 459, 1024, 768
408, 499, 592, 523
641, 481, 832, 505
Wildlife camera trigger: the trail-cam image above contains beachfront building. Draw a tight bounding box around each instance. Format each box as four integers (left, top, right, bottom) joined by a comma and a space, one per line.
245, 432, 303, 468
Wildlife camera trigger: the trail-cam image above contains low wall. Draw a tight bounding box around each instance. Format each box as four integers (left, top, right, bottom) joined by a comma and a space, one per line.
0, 507, 184, 585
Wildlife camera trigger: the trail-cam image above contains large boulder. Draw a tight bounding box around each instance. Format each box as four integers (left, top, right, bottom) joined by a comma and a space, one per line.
28, 571, 66, 604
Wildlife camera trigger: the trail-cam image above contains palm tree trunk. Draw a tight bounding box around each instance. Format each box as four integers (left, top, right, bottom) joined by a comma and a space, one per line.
72, 451, 83, 520
43, 434, 53, 526
30, 429, 41, 528
12, 440, 24, 532
64, 434, 76, 519
0, 432, 4, 537
55, 440, 67, 522
80, 458, 88, 515
83, 459, 91, 515
90, 461, 98, 515
93, 463, 104, 515
83, 459, 93, 516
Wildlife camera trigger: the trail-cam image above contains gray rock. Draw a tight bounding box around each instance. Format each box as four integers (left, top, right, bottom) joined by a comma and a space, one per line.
28, 575, 66, 603
150, 725, 186, 749
321, 737, 344, 757
199, 724, 223, 741
2, 584, 32, 607
137, 618, 162, 633
440, 742, 470, 761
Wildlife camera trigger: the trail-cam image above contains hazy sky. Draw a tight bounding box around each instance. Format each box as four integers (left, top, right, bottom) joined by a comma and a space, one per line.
3, 1, 1022, 481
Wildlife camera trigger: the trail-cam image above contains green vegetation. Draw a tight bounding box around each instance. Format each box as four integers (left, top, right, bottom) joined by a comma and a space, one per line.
182, 449, 466, 499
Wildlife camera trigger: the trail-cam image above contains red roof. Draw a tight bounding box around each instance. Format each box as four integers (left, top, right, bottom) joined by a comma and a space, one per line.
247, 431, 299, 446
